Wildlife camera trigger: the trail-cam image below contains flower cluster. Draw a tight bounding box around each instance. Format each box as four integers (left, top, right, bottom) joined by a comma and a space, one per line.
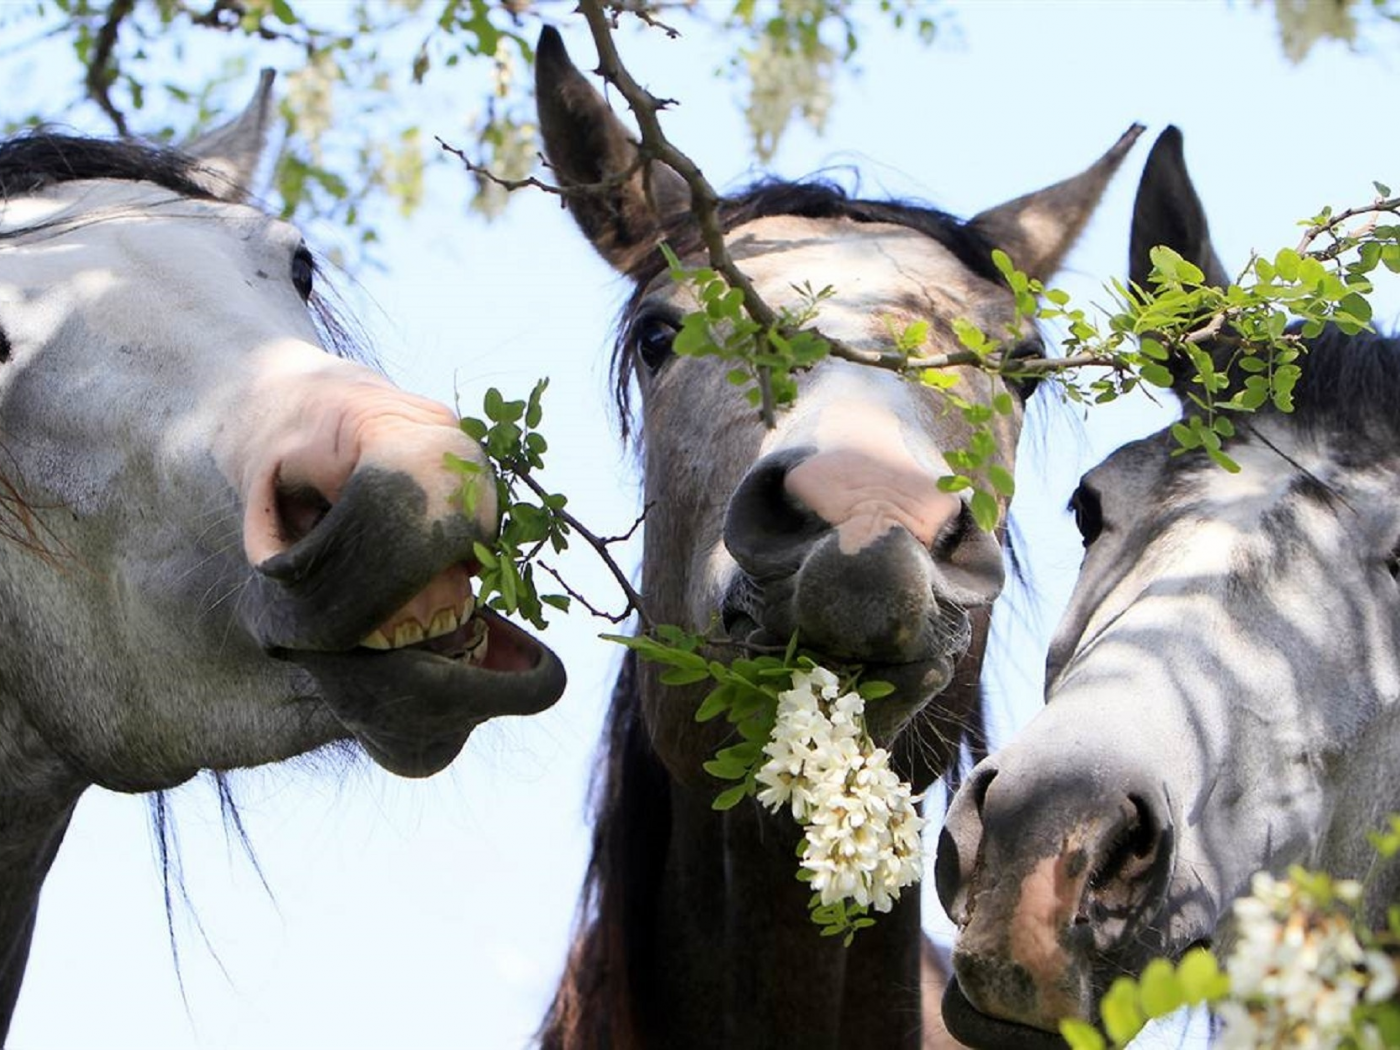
1217, 871, 1399, 1049
753, 666, 924, 914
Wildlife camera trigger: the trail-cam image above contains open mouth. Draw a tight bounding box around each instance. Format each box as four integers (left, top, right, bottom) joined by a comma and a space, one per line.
282, 559, 565, 778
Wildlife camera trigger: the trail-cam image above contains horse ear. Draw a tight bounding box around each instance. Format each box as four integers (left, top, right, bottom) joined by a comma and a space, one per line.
534, 26, 690, 272
183, 69, 277, 201
970, 124, 1144, 282
1129, 126, 1230, 291
1129, 127, 1232, 392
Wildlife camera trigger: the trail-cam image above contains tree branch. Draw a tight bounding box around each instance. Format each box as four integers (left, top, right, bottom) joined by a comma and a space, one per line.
513, 467, 651, 628
87, 0, 135, 136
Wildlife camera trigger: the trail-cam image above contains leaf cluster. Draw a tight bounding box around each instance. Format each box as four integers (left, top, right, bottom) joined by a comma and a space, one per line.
449, 379, 572, 629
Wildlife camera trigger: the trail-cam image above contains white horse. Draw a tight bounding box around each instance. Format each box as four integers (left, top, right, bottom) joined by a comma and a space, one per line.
0, 76, 564, 1037
935, 127, 1400, 1046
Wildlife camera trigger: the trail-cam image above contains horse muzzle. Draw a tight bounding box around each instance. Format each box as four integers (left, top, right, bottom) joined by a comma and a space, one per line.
240, 465, 566, 777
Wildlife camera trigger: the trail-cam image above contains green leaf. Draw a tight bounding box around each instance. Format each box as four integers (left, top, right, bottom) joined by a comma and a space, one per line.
1058, 1019, 1107, 1050
661, 666, 712, 687
712, 782, 751, 810
986, 464, 1016, 498
857, 680, 896, 701
1138, 958, 1184, 1019
1175, 947, 1230, 1003
970, 489, 999, 532
1099, 977, 1145, 1047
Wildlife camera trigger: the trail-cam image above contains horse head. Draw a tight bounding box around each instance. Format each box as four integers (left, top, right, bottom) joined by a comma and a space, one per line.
936, 128, 1400, 1046
0, 77, 565, 794
536, 26, 1138, 778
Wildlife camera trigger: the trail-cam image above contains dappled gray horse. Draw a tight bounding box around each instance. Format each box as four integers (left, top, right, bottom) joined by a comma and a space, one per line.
936, 127, 1400, 1047
532, 27, 1138, 1050
0, 78, 564, 1036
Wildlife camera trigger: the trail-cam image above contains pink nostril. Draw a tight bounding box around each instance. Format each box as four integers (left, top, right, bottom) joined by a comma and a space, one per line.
274, 480, 332, 546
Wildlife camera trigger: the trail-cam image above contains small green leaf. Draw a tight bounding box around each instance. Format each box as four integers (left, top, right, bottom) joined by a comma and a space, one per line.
1175, 947, 1230, 1003
1099, 977, 1145, 1047
970, 489, 999, 532
712, 782, 751, 810
857, 680, 896, 701
1138, 958, 1184, 1019
1058, 1019, 1107, 1050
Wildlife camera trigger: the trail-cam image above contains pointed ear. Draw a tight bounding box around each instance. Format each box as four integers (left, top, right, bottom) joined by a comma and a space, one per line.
534, 27, 690, 272
1129, 126, 1230, 291
970, 124, 1144, 282
183, 69, 277, 201
1129, 128, 1233, 393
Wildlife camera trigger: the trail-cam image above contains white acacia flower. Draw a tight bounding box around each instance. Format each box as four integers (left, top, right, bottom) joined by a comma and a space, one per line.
1218, 869, 1396, 1048
753, 668, 925, 919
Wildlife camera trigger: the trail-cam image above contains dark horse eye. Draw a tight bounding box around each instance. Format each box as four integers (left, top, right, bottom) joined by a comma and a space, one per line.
631, 315, 678, 373
291, 245, 315, 301
1069, 483, 1103, 547
1385, 546, 1400, 581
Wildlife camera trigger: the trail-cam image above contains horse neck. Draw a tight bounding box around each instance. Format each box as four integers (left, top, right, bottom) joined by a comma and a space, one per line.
0, 696, 84, 1040
544, 622, 990, 1050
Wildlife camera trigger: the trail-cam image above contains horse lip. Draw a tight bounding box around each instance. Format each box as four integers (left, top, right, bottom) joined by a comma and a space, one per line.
277, 609, 567, 778
941, 977, 1070, 1050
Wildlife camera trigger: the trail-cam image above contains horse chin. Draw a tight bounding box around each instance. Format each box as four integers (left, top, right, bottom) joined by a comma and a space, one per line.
941, 978, 1069, 1050
281, 608, 566, 778
721, 610, 958, 742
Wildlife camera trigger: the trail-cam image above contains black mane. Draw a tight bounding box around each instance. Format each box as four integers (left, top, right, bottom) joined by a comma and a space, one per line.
1280, 324, 1400, 445
0, 131, 214, 202
611, 178, 1004, 438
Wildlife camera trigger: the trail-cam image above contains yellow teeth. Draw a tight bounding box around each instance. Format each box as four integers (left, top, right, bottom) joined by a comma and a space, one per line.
358, 591, 480, 652
427, 608, 457, 640
464, 615, 489, 664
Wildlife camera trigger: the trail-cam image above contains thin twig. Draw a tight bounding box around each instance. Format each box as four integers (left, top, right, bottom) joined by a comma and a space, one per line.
513, 467, 651, 627
1296, 196, 1400, 259
538, 561, 633, 624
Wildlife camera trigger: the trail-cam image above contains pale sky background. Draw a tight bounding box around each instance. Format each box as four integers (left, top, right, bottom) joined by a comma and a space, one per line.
5, 3, 1400, 1048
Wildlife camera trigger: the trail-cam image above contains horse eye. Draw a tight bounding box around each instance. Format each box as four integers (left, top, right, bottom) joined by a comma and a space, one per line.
291, 245, 315, 301
1068, 484, 1103, 547
1385, 547, 1400, 581
632, 315, 678, 373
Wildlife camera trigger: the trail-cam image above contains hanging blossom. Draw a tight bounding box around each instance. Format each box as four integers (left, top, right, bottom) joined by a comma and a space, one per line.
1216, 870, 1399, 1050
753, 666, 924, 913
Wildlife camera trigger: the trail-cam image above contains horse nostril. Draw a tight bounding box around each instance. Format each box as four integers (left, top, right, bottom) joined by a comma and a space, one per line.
724, 448, 824, 578
275, 480, 332, 546
931, 501, 973, 560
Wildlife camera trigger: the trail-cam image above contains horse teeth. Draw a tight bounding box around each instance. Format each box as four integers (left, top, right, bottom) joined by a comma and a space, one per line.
393, 620, 425, 648
426, 608, 457, 640
456, 593, 475, 627
464, 616, 489, 665
359, 629, 391, 650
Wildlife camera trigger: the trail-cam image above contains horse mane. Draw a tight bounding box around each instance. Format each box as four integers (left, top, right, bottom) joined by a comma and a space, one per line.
539, 649, 670, 1050
608, 178, 1004, 442
1271, 324, 1400, 444
0, 131, 216, 202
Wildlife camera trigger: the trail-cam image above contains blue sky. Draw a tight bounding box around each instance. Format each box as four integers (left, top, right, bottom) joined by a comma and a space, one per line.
7, 3, 1400, 1048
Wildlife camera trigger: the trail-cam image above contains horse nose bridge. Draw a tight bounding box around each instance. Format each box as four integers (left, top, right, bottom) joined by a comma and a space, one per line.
240, 366, 496, 568
783, 446, 959, 551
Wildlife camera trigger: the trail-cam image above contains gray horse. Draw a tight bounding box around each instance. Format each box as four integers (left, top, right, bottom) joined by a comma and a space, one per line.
936, 127, 1400, 1046
0, 78, 565, 1037
532, 27, 1139, 1050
